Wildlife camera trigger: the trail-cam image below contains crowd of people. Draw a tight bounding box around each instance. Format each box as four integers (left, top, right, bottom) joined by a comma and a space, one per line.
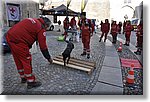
5, 12, 143, 89
63, 13, 96, 59
101, 19, 143, 55
62, 15, 143, 56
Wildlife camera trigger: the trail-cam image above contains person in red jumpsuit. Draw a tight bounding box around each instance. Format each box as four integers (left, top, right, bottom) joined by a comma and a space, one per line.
63, 17, 70, 39
111, 21, 118, 44
110, 20, 114, 34
78, 12, 92, 59
134, 20, 143, 55
123, 20, 126, 34
70, 16, 77, 40
100, 21, 103, 32
70, 16, 77, 30
124, 20, 134, 46
118, 21, 122, 34
99, 19, 110, 42
6, 17, 53, 89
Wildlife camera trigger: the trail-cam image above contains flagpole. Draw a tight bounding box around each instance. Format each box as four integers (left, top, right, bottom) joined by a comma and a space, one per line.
66, 0, 71, 17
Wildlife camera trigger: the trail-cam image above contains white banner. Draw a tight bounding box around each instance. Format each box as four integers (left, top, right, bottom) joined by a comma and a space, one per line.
6, 4, 20, 21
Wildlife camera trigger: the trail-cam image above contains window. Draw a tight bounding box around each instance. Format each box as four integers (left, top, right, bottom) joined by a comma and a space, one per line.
124, 0, 131, 4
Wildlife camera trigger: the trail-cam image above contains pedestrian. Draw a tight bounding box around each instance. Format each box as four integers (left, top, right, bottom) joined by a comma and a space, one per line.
91, 19, 95, 35
58, 20, 61, 25
123, 20, 126, 34
111, 21, 118, 44
6, 17, 53, 89
57, 20, 61, 32
100, 21, 103, 32
118, 21, 122, 34
124, 20, 134, 46
134, 20, 143, 55
70, 16, 77, 41
99, 19, 110, 42
63, 17, 70, 39
78, 12, 92, 59
70, 16, 77, 30
110, 20, 114, 34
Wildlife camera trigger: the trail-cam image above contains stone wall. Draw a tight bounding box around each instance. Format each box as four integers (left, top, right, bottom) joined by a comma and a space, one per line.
2, 0, 39, 27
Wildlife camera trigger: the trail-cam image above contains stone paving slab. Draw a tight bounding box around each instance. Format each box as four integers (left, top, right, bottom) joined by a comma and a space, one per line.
105, 41, 118, 57
105, 45, 116, 50
91, 81, 123, 95
105, 50, 118, 57
91, 37, 123, 95
103, 56, 120, 68
98, 66, 123, 87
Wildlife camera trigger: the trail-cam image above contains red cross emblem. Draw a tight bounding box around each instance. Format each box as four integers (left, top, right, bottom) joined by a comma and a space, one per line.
9, 7, 16, 13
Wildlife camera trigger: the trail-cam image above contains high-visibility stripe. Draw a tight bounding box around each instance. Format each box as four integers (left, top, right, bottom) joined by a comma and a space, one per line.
20, 75, 25, 78
26, 56, 31, 60
25, 74, 32, 77
18, 69, 24, 72
127, 77, 134, 84
127, 74, 134, 79
126, 66, 135, 84
27, 79, 34, 82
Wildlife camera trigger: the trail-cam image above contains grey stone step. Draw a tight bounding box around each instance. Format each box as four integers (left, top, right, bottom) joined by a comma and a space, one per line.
98, 66, 123, 87
91, 82, 123, 95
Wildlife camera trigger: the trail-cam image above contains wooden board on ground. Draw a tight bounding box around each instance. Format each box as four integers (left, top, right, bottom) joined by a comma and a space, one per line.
52, 55, 96, 74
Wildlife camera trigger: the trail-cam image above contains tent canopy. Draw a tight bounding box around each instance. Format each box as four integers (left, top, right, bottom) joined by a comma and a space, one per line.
42, 4, 80, 16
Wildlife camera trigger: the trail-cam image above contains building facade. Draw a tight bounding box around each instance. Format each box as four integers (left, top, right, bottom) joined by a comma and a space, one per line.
1, 0, 39, 27
44, 0, 110, 23
110, 0, 143, 22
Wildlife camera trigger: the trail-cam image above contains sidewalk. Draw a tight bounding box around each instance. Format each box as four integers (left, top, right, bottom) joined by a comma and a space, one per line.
91, 36, 123, 95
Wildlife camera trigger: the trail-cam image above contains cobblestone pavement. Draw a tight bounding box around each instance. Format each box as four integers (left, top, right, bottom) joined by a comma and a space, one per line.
2, 32, 105, 95
1, 29, 143, 95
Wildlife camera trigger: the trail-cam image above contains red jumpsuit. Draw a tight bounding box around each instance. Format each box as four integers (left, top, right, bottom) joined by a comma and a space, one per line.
63, 18, 70, 38
91, 23, 95, 34
111, 23, 118, 43
118, 22, 122, 34
100, 21, 110, 42
70, 17, 76, 29
123, 21, 126, 34
124, 23, 133, 45
136, 24, 143, 48
6, 18, 51, 82
79, 18, 92, 55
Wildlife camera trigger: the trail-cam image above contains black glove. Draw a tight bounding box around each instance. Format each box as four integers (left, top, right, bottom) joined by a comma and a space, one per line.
48, 58, 53, 64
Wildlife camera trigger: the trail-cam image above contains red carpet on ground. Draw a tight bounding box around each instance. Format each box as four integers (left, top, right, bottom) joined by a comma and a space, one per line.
120, 58, 142, 68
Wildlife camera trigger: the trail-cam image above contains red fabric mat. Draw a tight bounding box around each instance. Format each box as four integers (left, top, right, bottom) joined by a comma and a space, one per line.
120, 58, 142, 68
